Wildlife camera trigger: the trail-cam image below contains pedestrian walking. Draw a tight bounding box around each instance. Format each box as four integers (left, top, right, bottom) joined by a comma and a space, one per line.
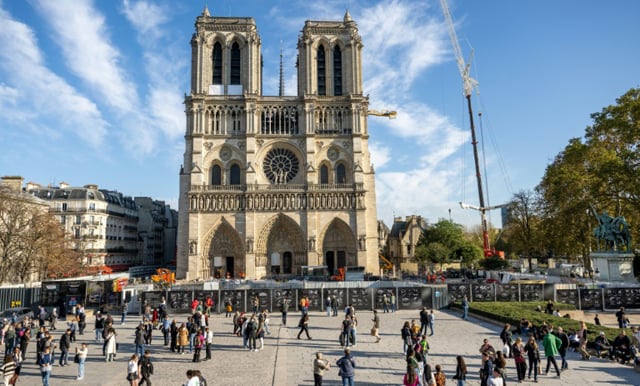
371, 310, 381, 343
434, 364, 446, 386
428, 310, 435, 336
382, 293, 389, 313
38, 345, 53, 386
170, 320, 178, 352
420, 307, 429, 336
184, 369, 200, 386
161, 316, 171, 346
452, 355, 467, 386
58, 328, 71, 367
480, 351, 493, 386
138, 350, 154, 386
325, 297, 332, 316
11, 346, 22, 385
524, 336, 540, 382
104, 327, 117, 362
50, 308, 58, 331
246, 316, 258, 351
127, 354, 139, 386
121, 301, 128, 325
204, 326, 213, 360
75, 342, 88, 380
555, 326, 569, 370
297, 314, 312, 340
390, 293, 397, 312
1, 354, 16, 386
281, 299, 290, 326
134, 324, 145, 358
512, 337, 527, 382
403, 364, 419, 386
313, 352, 330, 386
193, 328, 205, 361
542, 328, 561, 377
487, 368, 504, 386
341, 315, 353, 348
94, 312, 105, 343
336, 348, 356, 386
177, 323, 189, 355
461, 295, 469, 320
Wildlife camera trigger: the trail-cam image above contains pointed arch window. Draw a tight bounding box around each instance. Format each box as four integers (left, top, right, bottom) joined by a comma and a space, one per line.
336, 163, 346, 183
230, 164, 241, 185
317, 45, 326, 96
320, 165, 329, 184
230, 42, 241, 85
211, 165, 222, 185
212, 42, 223, 84
333, 46, 342, 96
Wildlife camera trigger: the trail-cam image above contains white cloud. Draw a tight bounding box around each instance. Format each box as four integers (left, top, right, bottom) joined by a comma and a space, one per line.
0, 6, 107, 146
123, 1, 187, 140
35, 0, 139, 113
121, 0, 168, 38
369, 142, 392, 169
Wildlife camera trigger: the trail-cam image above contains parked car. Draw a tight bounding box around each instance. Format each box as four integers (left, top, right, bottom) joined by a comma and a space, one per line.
1, 307, 35, 324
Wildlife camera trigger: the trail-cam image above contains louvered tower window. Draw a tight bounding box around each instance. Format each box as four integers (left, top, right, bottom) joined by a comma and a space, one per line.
333, 46, 342, 96
317, 46, 326, 96
212, 42, 223, 84
230, 42, 241, 84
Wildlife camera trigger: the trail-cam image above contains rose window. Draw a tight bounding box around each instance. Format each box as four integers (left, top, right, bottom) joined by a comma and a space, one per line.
263, 148, 299, 183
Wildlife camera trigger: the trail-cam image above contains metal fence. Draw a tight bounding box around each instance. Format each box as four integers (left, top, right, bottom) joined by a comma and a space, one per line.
139, 284, 449, 314
447, 283, 640, 310
0, 286, 41, 311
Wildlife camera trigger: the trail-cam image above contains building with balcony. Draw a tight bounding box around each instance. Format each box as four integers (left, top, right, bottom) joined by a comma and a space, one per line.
177, 8, 379, 280
28, 182, 140, 268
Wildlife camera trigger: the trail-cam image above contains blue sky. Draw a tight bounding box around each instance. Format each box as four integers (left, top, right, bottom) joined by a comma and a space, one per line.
1, 0, 638, 230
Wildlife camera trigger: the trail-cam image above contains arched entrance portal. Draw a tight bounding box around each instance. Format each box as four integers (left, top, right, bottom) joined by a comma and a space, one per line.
256, 214, 306, 278
202, 221, 244, 279
321, 218, 357, 275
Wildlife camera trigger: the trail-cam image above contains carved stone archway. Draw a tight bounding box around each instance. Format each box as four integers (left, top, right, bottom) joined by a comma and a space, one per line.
201, 219, 244, 279
319, 218, 357, 275
255, 213, 306, 277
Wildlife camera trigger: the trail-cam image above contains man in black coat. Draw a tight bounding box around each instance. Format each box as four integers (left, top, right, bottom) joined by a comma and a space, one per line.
139, 350, 154, 386
58, 329, 71, 366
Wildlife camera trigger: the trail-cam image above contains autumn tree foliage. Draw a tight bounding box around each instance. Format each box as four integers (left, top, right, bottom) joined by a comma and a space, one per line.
0, 188, 82, 283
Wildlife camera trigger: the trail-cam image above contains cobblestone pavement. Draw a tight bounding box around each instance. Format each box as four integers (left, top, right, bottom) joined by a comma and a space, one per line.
12, 309, 639, 385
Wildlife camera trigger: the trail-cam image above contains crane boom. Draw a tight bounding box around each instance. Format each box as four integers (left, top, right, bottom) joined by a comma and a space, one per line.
440, 0, 501, 257
440, 0, 477, 97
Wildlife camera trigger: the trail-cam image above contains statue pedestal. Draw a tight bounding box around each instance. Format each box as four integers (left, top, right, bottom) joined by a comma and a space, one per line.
590, 252, 636, 282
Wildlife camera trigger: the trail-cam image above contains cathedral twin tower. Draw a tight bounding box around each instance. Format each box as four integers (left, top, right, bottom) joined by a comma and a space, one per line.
177, 8, 379, 280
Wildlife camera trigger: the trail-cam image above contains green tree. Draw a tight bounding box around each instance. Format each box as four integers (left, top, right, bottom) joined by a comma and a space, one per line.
503, 190, 545, 271
479, 256, 510, 271
417, 219, 482, 269
536, 88, 640, 266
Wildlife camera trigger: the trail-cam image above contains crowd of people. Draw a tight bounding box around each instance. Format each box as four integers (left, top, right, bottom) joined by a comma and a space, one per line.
0, 294, 638, 385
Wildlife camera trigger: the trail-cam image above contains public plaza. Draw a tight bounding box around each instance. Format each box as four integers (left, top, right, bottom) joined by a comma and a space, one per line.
12, 309, 637, 385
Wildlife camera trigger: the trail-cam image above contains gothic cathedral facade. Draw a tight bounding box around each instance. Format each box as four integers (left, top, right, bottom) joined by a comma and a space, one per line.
177, 9, 379, 280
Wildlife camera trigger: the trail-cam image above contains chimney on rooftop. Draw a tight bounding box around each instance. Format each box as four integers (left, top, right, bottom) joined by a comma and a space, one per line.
1, 176, 24, 192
